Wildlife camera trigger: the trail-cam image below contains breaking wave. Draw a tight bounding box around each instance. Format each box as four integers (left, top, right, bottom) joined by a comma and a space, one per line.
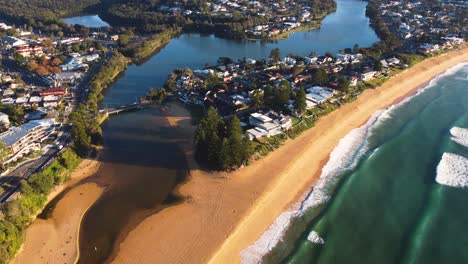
435, 153, 468, 188
450, 127, 468, 148
240, 63, 468, 264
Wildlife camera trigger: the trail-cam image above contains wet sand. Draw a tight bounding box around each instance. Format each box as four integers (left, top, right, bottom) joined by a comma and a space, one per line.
112, 48, 468, 264
12, 157, 103, 264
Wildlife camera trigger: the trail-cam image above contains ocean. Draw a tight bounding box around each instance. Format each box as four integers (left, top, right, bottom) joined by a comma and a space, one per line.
283, 63, 468, 264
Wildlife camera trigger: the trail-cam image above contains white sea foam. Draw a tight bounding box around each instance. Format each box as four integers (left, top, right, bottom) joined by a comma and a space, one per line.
307, 230, 325, 244
450, 127, 468, 148
436, 153, 468, 188
241, 111, 384, 264
240, 62, 468, 264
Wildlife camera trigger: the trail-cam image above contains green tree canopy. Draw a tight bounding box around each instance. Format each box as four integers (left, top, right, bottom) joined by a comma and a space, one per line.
294, 87, 307, 114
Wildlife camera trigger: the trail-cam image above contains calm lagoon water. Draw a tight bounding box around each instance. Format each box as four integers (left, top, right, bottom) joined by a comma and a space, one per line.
64, 15, 110, 28
286, 65, 468, 264
103, 0, 379, 106
77, 0, 380, 262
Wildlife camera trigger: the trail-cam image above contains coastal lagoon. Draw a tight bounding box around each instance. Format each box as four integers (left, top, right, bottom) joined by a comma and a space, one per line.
74, 0, 380, 262
102, 0, 378, 106
284, 64, 468, 264
63, 15, 110, 28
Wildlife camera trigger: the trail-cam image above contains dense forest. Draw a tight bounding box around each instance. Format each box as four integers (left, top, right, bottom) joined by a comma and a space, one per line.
0, 0, 100, 25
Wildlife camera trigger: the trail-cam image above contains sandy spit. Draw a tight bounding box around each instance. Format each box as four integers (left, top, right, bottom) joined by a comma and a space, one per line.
12, 156, 103, 264
111, 48, 468, 264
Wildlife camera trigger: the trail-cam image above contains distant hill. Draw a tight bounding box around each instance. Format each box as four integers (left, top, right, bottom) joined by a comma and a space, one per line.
0, 0, 101, 23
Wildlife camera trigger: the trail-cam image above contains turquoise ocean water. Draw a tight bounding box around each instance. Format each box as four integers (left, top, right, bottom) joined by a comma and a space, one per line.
285, 64, 468, 264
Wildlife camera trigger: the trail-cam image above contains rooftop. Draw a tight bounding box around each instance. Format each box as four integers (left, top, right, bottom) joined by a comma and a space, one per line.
0, 119, 55, 147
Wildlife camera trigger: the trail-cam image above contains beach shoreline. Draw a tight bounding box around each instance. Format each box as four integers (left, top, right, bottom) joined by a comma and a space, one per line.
11, 154, 104, 264
11, 48, 467, 264
111, 48, 468, 264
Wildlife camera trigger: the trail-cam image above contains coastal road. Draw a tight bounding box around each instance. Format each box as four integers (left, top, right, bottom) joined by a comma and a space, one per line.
0, 128, 70, 204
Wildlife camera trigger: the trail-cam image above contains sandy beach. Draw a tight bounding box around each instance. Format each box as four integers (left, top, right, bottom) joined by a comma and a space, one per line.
111, 48, 468, 264
12, 156, 103, 264
12, 48, 467, 264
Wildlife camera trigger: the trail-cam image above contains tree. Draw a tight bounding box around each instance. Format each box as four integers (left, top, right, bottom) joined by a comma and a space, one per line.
27, 60, 39, 71
218, 57, 233, 65
338, 77, 351, 92
312, 68, 329, 86
3, 105, 24, 125
194, 107, 224, 167
353, 43, 360, 53
249, 89, 264, 109
51, 58, 62, 66
270, 48, 281, 62
274, 80, 291, 110
220, 116, 249, 169
292, 65, 304, 76
118, 34, 130, 46
0, 142, 11, 164
294, 87, 307, 114
373, 60, 383, 72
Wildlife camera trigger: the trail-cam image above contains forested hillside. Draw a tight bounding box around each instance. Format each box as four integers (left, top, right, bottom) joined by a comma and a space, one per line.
0, 0, 100, 24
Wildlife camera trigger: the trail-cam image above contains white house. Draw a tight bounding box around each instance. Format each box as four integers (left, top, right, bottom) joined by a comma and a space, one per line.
0, 112, 10, 131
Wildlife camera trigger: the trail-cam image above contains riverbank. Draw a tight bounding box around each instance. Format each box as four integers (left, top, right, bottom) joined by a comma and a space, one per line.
11, 154, 103, 264
109, 48, 468, 264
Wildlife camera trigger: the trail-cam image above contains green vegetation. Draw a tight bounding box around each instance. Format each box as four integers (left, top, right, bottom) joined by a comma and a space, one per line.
144, 88, 167, 105
0, 0, 99, 22
0, 143, 12, 166
71, 51, 128, 157
270, 48, 281, 62
364, 0, 401, 55
1, 105, 24, 126
119, 30, 178, 64
0, 149, 81, 264
264, 81, 291, 111
0, 0, 335, 39
294, 87, 307, 114
194, 107, 252, 170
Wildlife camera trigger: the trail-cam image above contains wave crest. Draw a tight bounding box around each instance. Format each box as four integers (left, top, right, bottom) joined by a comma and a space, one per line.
435, 153, 468, 188
450, 127, 468, 148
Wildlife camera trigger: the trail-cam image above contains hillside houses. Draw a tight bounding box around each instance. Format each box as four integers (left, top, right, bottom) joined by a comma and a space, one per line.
379, 0, 466, 52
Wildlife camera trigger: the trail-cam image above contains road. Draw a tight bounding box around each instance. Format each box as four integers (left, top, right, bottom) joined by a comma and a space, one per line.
1, 53, 51, 87
0, 50, 111, 205
0, 126, 70, 204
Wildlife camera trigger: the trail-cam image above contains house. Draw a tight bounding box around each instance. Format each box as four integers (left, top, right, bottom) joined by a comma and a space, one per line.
304, 56, 318, 65
316, 56, 332, 64
29, 96, 42, 104
1, 98, 14, 105
230, 94, 250, 105
0, 23, 12, 30
39, 88, 67, 97
283, 57, 297, 65
15, 45, 43, 57
361, 70, 377, 81
2, 36, 27, 48
387, 57, 400, 66
380, 59, 389, 68
42, 95, 60, 107
246, 58, 257, 64
15, 97, 29, 104
247, 111, 292, 140
418, 44, 440, 54
269, 28, 280, 36
349, 76, 359, 87
54, 72, 82, 86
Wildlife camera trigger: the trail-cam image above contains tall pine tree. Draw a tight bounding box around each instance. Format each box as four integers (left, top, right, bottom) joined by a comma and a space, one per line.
294, 87, 307, 114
